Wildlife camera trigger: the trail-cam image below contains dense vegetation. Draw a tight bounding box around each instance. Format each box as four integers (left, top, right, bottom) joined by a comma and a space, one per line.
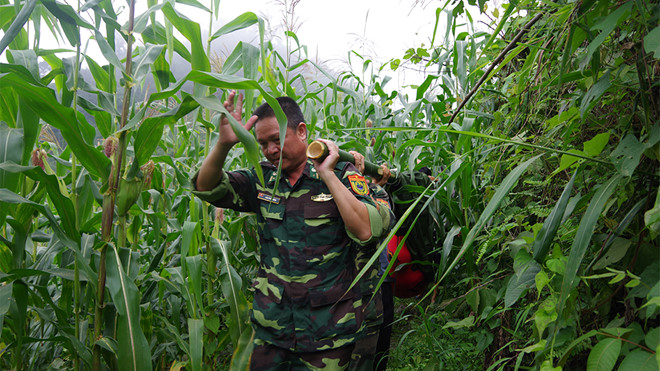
0, 0, 658, 370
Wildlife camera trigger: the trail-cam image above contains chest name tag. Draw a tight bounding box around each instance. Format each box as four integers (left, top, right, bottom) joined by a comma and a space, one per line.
311, 193, 333, 202
257, 192, 281, 204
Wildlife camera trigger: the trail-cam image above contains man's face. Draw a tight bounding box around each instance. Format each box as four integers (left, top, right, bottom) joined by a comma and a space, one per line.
254, 116, 307, 173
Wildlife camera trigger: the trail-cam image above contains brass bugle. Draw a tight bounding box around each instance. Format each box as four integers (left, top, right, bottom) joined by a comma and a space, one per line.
306, 140, 384, 178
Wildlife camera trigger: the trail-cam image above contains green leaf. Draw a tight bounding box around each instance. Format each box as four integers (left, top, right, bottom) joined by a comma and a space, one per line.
106, 245, 153, 371
645, 200, 660, 239
556, 175, 622, 327
40, 0, 94, 46
440, 155, 542, 283
0, 0, 37, 55
185, 255, 203, 317
506, 249, 541, 307
536, 269, 551, 295
580, 71, 611, 118
646, 327, 660, 350
132, 2, 166, 34
0, 123, 23, 193
134, 94, 199, 165
533, 169, 577, 262
187, 318, 203, 371
209, 12, 258, 41
0, 68, 111, 180
466, 288, 480, 313
588, 198, 646, 270
584, 1, 633, 58
94, 337, 119, 357
142, 23, 191, 62
558, 330, 599, 366
9, 282, 28, 355
644, 26, 660, 59
6, 50, 39, 80
587, 338, 621, 371
619, 349, 658, 371
93, 28, 125, 73
230, 327, 255, 370
213, 237, 249, 345
17, 97, 42, 166
162, 2, 209, 72
592, 238, 631, 270
0, 163, 78, 241
0, 189, 97, 288
132, 44, 165, 85
151, 52, 175, 91
610, 133, 645, 177
583, 132, 610, 157
0, 282, 12, 330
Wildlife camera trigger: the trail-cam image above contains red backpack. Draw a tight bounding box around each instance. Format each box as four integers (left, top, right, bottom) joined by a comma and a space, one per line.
386, 235, 428, 298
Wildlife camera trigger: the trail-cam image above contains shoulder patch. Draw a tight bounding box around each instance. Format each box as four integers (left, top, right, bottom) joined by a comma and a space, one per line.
348, 174, 369, 195
375, 198, 390, 208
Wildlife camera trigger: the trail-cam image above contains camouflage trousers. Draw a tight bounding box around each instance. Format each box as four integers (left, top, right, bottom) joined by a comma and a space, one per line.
249, 332, 379, 371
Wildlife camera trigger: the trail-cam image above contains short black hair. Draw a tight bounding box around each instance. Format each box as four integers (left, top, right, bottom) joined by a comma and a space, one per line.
252, 97, 305, 130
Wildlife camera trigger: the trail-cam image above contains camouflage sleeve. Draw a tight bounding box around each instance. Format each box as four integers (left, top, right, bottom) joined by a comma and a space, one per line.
369, 182, 396, 231
190, 169, 258, 212
340, 162, 394, 246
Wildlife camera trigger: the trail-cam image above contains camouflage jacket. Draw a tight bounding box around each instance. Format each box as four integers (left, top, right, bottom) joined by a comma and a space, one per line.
192, 160, 393, 352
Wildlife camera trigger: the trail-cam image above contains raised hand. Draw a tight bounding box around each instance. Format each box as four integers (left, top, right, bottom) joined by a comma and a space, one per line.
218, 90, 257, 148
311, 138, 340, 180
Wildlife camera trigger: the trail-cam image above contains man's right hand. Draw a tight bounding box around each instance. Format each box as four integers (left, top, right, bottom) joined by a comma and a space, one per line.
218, 90, 258, 148
196, 90, 257, 191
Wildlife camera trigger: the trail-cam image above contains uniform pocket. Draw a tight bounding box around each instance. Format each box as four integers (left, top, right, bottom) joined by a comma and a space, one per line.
250, 279, 291, 341
259, 199, 285, 220
304, 201, 340, 219
303, 201, 342, 247
306, 280, 363, 341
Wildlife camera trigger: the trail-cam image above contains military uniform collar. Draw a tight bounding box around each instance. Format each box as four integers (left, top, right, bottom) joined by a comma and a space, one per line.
304, 160, 320, 180
263, 159, 319, 185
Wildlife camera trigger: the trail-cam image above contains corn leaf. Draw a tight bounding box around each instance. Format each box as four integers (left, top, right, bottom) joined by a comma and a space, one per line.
0, 124, 23, 193
105, 244, 152, 371
0, 68, 111, 180
209, 12, 258, 41
162, 2, 209, 72
134, 94, 199, 164
213, 237, 249, 345
187, 318, 204, 371
230, 327, 255, 371
0, 282, 12, 331
0, 0, 36, 55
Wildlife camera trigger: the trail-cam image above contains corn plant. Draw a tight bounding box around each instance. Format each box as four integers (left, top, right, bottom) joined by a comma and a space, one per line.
1, 0, 658, 370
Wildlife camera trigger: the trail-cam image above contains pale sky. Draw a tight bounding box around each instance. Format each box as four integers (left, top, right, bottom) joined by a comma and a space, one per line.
211, 0, 450, 94
3, 0, 484, 95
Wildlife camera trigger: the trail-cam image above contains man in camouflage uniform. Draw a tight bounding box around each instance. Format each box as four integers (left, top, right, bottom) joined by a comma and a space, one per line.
193, 91, 393, 370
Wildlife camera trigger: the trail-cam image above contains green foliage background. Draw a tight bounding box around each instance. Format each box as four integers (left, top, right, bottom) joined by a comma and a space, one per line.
0, 0, 658, 370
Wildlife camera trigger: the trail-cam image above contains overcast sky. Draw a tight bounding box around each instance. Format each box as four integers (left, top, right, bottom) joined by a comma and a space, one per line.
3, 1, 481, 94
207, 0, 452, 93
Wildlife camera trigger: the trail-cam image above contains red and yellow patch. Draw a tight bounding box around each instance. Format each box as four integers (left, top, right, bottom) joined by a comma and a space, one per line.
375, 198, 390, 208
348, 174, 369, 195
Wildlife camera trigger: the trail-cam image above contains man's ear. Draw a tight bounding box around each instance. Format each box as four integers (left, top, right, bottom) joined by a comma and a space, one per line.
296, 122, 307, 140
